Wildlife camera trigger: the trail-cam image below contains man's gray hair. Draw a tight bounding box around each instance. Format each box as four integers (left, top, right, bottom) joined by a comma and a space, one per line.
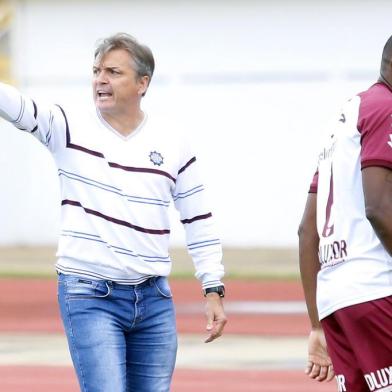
94, 33, 155, 81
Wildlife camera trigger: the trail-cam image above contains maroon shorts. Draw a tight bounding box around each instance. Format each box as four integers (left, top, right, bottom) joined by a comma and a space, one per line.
321, 296, 392, 392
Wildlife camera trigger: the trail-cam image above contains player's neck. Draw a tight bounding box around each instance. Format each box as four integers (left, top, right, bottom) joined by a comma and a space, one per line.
100, 107, 145, 137
378, 71, 392, 91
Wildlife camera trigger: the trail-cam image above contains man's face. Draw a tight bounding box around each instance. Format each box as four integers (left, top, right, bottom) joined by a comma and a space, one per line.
92, 49, 149, 115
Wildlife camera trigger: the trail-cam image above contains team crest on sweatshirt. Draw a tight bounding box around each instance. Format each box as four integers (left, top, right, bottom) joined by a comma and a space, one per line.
149, 151, 164, 166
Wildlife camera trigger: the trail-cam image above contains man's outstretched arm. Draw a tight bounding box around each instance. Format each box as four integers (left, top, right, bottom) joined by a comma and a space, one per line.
0, 82, 66, 151
298, 193, 334, 382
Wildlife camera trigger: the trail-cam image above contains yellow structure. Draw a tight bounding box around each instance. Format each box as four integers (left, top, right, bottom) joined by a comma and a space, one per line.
0, 0, 12, 83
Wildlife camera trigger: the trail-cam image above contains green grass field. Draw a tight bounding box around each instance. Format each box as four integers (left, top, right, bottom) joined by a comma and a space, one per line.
0, 246, 299, 280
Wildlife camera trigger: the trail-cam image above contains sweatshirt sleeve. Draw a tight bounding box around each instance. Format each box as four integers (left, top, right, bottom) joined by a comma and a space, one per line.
0, 82, 66, 152
172, 142, 224, 289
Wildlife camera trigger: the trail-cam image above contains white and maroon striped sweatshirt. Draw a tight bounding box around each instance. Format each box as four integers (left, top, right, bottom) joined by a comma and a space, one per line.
0, 83, 224, 288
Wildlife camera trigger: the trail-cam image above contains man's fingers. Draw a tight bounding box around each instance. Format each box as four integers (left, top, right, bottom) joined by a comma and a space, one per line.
306, 330, 334, 383
204, 312, 215, 342
204, 318, 226, 343
204, 333, 216, 343
205, 311, 214, 331
204, 295, 227, 343
204, 328, 222, 343
316, 365, 329, 382
305, 361, 313, 375
215, 317, 227, 329
204, 324, 219, 343
308, 363, 321, 379
306, 362, 334, 383
326, 365, 335, 382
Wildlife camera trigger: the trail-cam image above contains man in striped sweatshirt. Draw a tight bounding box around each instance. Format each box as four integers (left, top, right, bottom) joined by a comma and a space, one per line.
0, 33, 226, 392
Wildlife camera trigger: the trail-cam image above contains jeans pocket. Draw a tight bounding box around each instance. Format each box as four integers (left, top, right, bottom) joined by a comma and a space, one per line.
153, 277, 172, 298
65, 279, 110, 300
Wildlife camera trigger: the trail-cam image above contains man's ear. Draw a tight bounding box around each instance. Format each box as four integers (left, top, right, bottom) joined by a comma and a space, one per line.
138, 76, 150, 96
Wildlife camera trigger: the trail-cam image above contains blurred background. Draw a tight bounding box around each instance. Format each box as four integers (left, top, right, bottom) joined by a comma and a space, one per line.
1, 0, 390, 251
0, 1, 390, 390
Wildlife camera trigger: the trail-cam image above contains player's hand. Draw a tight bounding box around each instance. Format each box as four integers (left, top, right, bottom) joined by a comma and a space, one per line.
204, 293, 227, 343
306, 328, 334, 382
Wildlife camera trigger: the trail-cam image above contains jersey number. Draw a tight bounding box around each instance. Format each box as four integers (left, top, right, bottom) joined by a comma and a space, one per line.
321, 166, 334, 237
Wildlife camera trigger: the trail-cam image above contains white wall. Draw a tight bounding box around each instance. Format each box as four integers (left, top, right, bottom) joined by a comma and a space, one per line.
1, 0, 391, 246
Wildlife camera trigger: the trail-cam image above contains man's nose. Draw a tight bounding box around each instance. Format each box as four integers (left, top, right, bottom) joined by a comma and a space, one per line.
95, 72, 108, 84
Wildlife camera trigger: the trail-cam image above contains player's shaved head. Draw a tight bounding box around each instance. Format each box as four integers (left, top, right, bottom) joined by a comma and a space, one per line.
379, 35, 392, 86
381, 35, 392, 73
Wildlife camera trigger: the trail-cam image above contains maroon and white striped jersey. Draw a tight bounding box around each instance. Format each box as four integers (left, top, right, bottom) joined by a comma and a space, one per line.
310, 82, 392, 320
0, 83, 224, 288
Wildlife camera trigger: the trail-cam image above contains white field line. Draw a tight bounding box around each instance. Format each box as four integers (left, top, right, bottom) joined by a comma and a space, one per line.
176, 301, 307, 315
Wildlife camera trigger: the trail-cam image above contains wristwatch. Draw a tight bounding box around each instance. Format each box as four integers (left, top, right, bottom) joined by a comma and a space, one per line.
203, 285, 225, 298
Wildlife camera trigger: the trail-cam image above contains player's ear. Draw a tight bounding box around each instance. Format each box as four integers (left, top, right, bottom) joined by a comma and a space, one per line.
138, 76, 150, 97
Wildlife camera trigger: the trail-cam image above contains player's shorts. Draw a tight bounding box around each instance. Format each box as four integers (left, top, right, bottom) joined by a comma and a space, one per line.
321, 295, 392, 392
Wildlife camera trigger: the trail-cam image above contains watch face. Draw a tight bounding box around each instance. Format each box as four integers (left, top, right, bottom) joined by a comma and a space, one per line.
217, 286, 225, 295
204, 286, 225, 297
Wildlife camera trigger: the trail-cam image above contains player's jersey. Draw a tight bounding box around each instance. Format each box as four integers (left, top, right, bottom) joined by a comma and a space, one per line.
310, 82, 392, 320
0, 83, 224, 288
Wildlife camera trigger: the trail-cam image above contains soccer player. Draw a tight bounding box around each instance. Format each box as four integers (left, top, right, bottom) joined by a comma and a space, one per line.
0, 33, 226, 392
298, 35, 392, 391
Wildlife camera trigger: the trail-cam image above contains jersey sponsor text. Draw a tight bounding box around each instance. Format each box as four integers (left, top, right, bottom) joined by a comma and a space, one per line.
319, 239, 348, 268
336, 374, 347, 392
364, 366, 392, 391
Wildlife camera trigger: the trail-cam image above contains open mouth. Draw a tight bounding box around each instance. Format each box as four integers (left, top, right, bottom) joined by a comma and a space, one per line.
97, 91, 113, 98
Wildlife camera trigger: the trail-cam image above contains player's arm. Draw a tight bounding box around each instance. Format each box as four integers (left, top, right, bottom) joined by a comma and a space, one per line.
172, 145, 226, 343
0, 82, 65, 151
0, 82, 40, 130
298, 193, 320, 329
298, 193, 334, 382
362, 166, 392, 255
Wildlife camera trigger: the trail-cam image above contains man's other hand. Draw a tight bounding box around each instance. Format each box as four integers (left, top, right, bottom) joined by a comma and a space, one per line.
204, 293, 227, 343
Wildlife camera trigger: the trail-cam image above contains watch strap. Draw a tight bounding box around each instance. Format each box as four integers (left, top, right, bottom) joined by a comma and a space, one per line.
203, 285, 225, 297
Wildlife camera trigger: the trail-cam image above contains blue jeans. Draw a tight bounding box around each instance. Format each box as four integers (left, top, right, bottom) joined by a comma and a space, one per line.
58, 274, 177, 392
